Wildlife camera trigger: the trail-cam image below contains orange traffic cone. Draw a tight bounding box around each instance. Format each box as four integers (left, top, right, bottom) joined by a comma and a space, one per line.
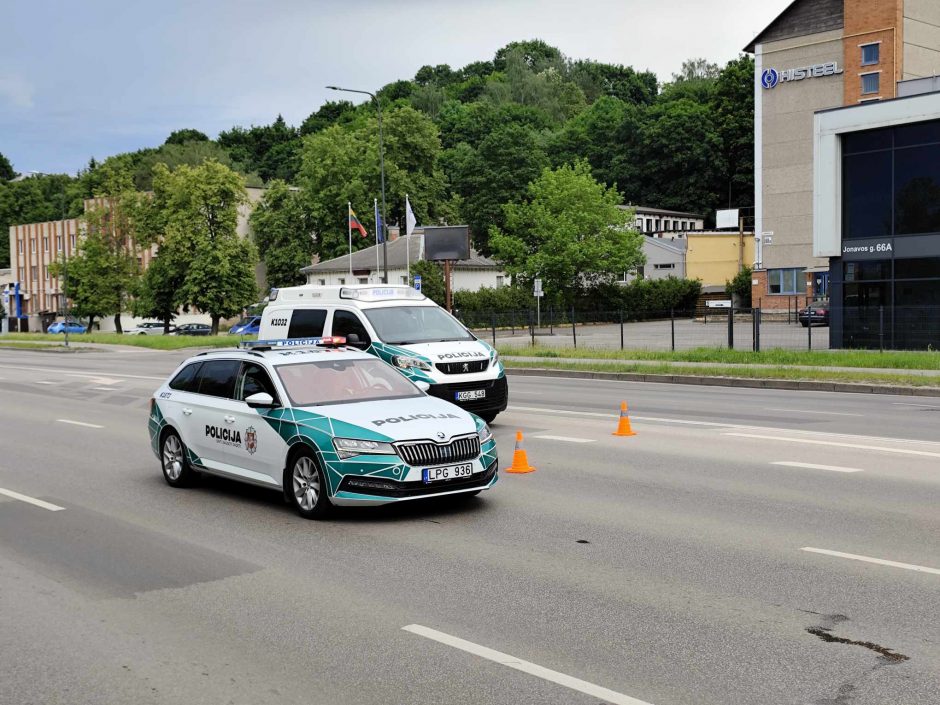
612, 401, 636, 436
504, 431, 535, 473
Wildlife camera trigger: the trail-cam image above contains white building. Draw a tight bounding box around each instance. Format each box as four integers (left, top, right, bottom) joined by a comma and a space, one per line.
300, 227, 508, 291
621, 205, 706, 235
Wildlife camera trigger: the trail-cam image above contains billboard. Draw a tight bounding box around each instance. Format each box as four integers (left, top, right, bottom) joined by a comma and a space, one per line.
716, 209, 739, 230
424, 226, 470, 261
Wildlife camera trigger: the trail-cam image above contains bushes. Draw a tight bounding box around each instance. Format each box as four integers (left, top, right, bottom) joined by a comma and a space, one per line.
452, 276, 701, 326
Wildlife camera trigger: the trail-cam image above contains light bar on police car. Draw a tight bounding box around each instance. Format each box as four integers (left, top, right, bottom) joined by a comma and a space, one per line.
242, 336, 347, 349
339, 286, 425, 302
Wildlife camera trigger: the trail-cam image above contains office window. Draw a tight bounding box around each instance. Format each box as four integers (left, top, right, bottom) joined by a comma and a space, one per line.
317, 278, 326, 286
56, 235, 63, 250
645, 218, 652, 231
18, 267, 25, 281
43, 236, 49, 251
400, 276, 408, 285
861, 44, 879, 66
861, 72, 879, 95
358, 277, 368, 284
768, 268, 804, 294
69, 234, 76, 249
17, 238, 24, 254
894, 143, 940, 235
843, 149, 892, 239
337, 278, 345, 285
44, 266, 50, 280
30, 266, 38, 281
653, 263, 675, 270
31, 239, 37, 253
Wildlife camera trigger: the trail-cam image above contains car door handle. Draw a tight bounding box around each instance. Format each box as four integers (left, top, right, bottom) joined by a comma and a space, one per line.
224, 415, 236, 424
182, 408, 193, 416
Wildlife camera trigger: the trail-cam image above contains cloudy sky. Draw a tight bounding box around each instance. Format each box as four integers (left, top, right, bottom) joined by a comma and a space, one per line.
1, 0, 790, 175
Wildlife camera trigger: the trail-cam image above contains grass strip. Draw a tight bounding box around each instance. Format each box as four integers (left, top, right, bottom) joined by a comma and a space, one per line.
503, 359, 940, 388
0, 333, 242, 350
498, 345, 940, 371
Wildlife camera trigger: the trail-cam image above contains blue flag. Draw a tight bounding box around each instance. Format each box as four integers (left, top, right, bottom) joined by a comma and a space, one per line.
374, 199, 384, 243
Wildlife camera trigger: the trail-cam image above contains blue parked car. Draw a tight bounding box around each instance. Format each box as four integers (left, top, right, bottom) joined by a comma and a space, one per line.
48, 319, 87, 334
229, 315, 261, 336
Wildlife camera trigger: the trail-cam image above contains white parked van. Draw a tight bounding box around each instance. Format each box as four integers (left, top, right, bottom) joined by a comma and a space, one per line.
258, 285, 507, 422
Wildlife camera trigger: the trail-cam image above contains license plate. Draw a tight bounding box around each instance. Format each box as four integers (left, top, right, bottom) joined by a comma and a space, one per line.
455, 389, 486, 401
422, 463, 474, 483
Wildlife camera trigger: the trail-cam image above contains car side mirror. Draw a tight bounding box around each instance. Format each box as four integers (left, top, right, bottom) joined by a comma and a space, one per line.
245, 392, 277, 409
414, 381, 430, 393
345, 333, 369, 349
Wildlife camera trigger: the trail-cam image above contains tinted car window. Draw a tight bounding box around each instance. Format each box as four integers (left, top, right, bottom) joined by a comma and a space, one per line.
331, 310, 371, 347
169, 362, 202, 392
195, 360, 240, 398
236, 363, 278, 402
287, 309, 327, 338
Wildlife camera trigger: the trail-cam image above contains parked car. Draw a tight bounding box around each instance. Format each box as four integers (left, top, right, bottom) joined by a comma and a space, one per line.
173, 323, 212, 336
799, 302, 830, 327
228, 316, 261, 336
128, 321, 174, 335
47, 319, 87, 334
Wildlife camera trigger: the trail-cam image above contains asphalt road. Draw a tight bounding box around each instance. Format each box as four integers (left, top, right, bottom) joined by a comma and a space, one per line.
1, 347, 939, 705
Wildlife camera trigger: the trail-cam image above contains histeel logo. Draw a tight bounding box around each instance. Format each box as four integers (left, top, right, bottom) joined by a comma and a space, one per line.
760, 62, 842, 89
761, 69, 779, 89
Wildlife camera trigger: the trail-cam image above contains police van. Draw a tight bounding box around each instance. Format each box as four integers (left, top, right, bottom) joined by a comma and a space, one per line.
149, 338, 498, 519
258, 285, 507, 422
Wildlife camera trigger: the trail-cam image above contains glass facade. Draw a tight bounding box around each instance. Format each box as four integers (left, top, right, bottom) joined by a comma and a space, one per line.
834, 119, 940, 350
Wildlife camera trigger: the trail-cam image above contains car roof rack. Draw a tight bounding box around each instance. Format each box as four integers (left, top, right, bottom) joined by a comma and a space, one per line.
195, 348, 265, 358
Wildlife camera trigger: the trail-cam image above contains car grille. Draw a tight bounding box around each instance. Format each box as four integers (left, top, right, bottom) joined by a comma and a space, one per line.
428, 377, 509, 413
435, 360, 489, 375
396, 434, 481, 466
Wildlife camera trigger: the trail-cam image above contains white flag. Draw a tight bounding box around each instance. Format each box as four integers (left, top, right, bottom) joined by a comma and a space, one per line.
405, 195, 417, 237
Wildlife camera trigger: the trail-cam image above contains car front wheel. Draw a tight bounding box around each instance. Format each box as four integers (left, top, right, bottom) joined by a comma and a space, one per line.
287, 450, 332, 519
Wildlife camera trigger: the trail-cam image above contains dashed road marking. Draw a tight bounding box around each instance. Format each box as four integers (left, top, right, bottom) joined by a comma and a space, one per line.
766, 408, 863, 417
771, 461, 862, 473
533, 435, 595, 443
35, 381, 55, 385
724, 432, 940, 459
0, 487, 65, 512
56, 419, 104, 429
402, 624, 655, 705
801, 547, 940, 576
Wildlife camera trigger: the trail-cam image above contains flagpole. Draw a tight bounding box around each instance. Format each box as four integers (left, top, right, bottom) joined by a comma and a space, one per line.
405, 194, 411, 281
348, 202, 353, 279
374, 198, 380, 284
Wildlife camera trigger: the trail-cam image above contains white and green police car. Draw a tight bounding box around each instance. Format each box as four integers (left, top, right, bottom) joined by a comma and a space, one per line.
258, 285, 507, 422
148, 338, 498, 518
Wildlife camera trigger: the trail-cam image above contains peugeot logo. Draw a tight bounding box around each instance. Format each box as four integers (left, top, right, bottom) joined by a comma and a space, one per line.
761, 68, 779, 89
436, 431, 446, 440
462, 362, 470, 372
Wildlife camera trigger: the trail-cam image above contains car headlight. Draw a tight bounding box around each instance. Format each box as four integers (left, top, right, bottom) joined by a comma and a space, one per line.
392, 355, 431, 371
477, 423, 493, 444
333, 437, 397, 459
491, 351, 500, 365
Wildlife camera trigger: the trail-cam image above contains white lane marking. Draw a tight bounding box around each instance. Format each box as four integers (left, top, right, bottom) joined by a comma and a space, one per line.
35, 381, 55, 385
771, 461, 862, 473
56, 419, 104, 429
532, 435, 595, 443
766, 408, 863, 417
92, 387, 115, 392
88, 376, 122, 385
801, 547, 940, 576
0, 487, 65, 512
0, 364, 165, 381
725, 432, 940, 459
402, 624, 654, 705
891, 402, 940, 409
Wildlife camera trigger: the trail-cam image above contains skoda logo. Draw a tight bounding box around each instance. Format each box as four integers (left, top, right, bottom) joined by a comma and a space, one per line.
761, 68, 779, 89
436, 432, 446, 440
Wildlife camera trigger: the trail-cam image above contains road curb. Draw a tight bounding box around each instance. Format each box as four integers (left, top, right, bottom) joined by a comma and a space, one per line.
505, 366, 940, 397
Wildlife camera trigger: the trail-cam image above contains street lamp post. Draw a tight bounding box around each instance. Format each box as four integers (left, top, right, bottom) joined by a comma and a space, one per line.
29, 172, 70, 347
326, 85, 388, 283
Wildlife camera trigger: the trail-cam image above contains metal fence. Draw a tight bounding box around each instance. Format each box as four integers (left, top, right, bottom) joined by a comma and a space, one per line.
456, 306, 940, 352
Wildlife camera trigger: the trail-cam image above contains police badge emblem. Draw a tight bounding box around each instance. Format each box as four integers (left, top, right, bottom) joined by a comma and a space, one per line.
245, 426, 258, 455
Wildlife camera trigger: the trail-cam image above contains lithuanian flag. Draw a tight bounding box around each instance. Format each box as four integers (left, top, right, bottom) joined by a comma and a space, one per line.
349, 207, 368, 238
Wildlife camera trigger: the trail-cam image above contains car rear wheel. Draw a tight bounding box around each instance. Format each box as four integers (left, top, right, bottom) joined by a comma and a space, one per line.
287, 450, 332, 519
161, 430, 196, 487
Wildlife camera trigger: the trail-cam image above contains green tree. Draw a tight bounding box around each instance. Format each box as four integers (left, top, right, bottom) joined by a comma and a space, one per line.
0, 152, 14, 181
713, 55, 755, 208
726, 265, 752, 307
490, 162, 644, 303
493, 40, 564, 73
165, 129, 209, 145
250, 180, 313, 288
133, 246, 183, 333
548, 96, 635, 186
298, 106, 451, 261
409, 259, 445, 306
567, 61, 657, 105
300, 100, 358, 136
154, 161, 258, 334
218, 115, 298, 182
446, 123, 549, 253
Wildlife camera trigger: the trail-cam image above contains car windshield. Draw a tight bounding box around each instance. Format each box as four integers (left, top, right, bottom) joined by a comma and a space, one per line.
363, 306, 473, 345
275, 358, 423, 406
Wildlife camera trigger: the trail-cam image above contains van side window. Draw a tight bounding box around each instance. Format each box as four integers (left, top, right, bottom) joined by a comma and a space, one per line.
332, 310, 371, 347
169, 362, 202, 392
287, 309, 326, 338
195, 360, 241, 398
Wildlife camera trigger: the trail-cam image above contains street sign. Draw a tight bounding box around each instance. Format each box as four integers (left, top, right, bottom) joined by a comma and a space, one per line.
413, 275, 422, 293
762, 231, 773, 245
706, 300, 732, 308
533, 278, 543, 298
